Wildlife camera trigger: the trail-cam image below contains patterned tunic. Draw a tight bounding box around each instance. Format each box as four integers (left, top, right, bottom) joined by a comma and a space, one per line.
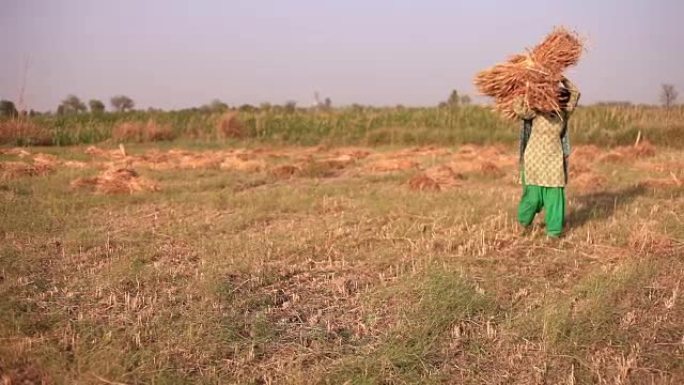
514, 79, 580, 187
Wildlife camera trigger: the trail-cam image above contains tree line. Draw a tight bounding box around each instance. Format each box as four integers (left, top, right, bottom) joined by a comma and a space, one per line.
0, 84, 679, 119
55, 95, 135, 114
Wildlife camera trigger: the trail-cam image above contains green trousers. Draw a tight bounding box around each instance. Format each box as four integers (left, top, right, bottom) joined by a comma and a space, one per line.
517, 184, 566, 237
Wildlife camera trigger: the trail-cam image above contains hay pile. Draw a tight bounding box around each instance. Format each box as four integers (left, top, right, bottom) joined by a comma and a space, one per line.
408, 174, 441, 192
270, 164, 300, 179
0, 161, 54, 180
366, 159, 419, 173
474, 27, 583, 119
71, 168, 159, 194
220, 157, 266, 172
0, 148, 31, 157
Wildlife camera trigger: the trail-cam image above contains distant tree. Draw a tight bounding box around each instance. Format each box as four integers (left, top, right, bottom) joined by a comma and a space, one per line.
58, 95, 87, 114
284, 100, 297, 113
447, 90, 460, 108
324, 97, 332, 110
238, 104, 256, 112
200, 99, 229, 113
110, 95, 135, 112
259, 102, 272, 111
661, 84, 678, 108
210, 99, 229, 112
350, 103, 365, 112
89, 99, 105, 113
460, 95, 472, 105
0, 100, 18, 118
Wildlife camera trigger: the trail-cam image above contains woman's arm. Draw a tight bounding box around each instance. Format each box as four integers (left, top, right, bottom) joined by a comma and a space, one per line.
562, 78, 581, 114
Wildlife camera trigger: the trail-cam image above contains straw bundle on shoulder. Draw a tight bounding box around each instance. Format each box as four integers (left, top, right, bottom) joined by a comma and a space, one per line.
474, 27, 583, 120
531, 28, 583, 73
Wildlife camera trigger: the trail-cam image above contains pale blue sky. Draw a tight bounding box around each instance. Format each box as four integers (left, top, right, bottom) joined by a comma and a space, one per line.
1, 0, 682, 111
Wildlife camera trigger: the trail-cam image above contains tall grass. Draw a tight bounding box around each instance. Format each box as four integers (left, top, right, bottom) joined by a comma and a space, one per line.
2, 105, 683, 147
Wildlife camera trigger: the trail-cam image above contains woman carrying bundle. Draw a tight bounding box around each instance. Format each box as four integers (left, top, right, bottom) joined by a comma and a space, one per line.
514, 77, 580, 238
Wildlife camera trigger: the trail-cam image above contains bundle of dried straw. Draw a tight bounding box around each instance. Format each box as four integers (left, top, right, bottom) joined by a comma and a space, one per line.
71, 168, 159, 194
474, 27, 583, 120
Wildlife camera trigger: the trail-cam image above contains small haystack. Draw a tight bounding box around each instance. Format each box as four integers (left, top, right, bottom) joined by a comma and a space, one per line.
424, 165, 464, 188
317, 155, 355, 170
367, 159, 419, 173
408, 174, 441, 192
331, 148, 371, 160
177, 154, 223, 169
1, 148, 32, 157
220, 157, 266, 172
71, 168, 159, 194
0, 161, 54, 180
32, 153, 59, 168
474, 27, 583, 119
270, 164, 300, 179
480, 161, 505, 178
63, 160, 88, 169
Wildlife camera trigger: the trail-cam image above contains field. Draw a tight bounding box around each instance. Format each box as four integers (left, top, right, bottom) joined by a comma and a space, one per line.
1, 136, 683, 384
3, 105, 684, 148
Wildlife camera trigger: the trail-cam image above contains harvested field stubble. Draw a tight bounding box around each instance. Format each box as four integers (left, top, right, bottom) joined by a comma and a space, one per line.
1, 142, 683, 383
0, 161, 54, 180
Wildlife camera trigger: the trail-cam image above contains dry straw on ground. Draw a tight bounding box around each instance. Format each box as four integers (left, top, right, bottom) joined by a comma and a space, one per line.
0, 161, 54, 180
408, 174, 441, 191
71, 168, 159, 194
474, 27, 583, 120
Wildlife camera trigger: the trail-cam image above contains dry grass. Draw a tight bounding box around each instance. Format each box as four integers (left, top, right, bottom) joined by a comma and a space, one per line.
0, 160, 54, 181
599, 140, 657, 162
1, 143, 683, 384
408, 174, 441, 191
0, 119, 53, 146
70, 167, 159, 194
475, 26, 584, 119
217, 112, 245, 139
112, 119, 176, 142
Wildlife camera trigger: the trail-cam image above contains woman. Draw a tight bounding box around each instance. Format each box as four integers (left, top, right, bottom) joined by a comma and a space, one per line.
513, 77, 580, 237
